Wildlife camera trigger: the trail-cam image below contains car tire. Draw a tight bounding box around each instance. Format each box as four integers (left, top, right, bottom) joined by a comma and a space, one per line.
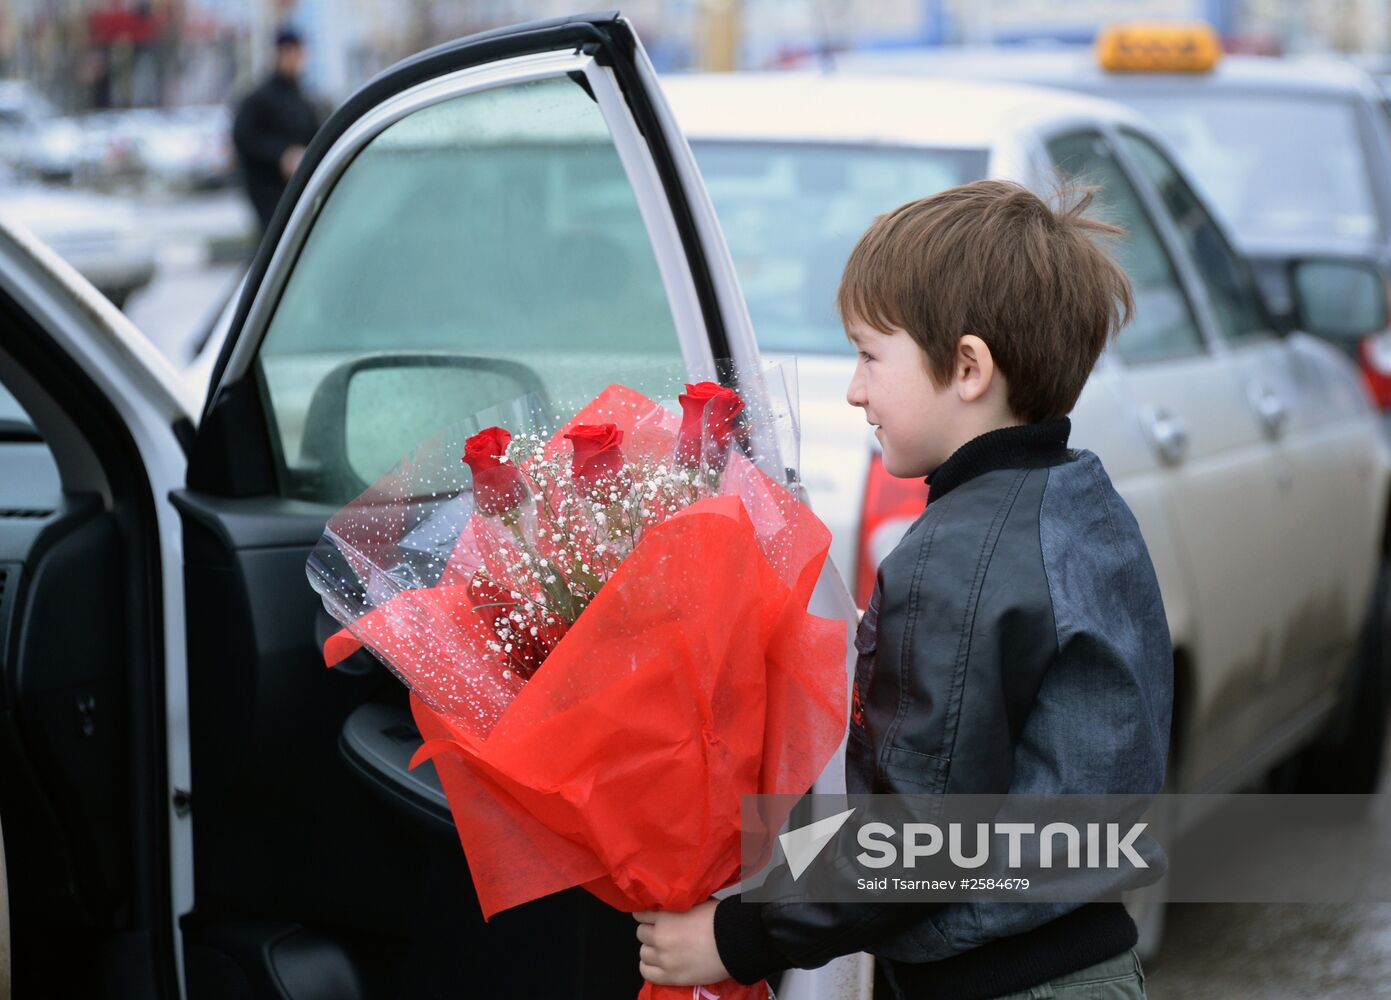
1279, 561, 1390, 797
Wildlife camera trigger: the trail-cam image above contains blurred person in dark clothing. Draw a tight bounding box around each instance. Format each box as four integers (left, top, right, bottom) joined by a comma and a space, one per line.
233, 27, 323, 234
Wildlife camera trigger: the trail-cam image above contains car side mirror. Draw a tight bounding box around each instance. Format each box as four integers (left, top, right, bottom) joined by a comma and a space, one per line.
1289, 258, 1388, 342
298, 354, 551, 502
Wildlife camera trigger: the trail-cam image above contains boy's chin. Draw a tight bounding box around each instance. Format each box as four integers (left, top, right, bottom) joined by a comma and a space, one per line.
881, 452, 932, 481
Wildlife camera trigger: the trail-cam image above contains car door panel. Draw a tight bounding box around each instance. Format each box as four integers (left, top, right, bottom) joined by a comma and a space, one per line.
1123, 356, 1286, 778
0, 273, 184, 997
171, 494, 417, 926
172, 493, 650, 998
1256, 337, 1384, 725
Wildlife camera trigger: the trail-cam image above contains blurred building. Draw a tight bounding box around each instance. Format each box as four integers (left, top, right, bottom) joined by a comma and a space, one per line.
4, 0, 1391, 118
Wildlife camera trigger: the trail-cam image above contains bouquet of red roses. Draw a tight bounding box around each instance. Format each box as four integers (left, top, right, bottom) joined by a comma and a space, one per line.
310, 380, 847, 1000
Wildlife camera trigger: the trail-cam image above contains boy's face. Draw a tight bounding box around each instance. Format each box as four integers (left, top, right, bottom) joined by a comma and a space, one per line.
844, 319, 957, 479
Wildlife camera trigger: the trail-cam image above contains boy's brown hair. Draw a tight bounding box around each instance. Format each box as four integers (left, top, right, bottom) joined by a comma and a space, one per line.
837, 179, 1134, 423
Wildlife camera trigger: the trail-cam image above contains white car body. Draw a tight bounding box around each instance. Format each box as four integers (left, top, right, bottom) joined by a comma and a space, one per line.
661, 72, 1391, 796
0, 168, 156, 306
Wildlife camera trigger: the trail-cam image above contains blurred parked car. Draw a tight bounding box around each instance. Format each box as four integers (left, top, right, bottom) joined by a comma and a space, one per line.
0, 17, 865, 999
663, 71, 1391, 955
828, 26, 1391, 414
0, 162, 155, 307
0, 80, 57, 165
132, 106, 237, 191
70, 109, 149, 189
8, 102, 236, 192
12, 115, 85, 183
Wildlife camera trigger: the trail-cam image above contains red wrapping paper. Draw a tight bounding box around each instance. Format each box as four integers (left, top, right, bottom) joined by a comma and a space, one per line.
324, 386, 848, 998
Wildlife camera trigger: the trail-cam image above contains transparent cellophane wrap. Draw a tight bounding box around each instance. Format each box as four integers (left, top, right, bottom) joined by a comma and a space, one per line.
308, 370, 847, 1000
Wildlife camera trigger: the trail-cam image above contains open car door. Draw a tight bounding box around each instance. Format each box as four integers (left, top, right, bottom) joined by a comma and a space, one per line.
171, 13, 862, 1000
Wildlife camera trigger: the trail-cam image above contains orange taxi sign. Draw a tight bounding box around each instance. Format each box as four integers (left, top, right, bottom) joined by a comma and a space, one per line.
1096, 22, 1221, 74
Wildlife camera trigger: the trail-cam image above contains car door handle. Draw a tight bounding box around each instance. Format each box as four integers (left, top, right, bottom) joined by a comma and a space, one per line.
1142, 407, 1189, 465
1249, 383, 1289, 438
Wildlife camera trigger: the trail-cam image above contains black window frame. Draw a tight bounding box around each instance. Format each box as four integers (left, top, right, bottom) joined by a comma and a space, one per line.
1044, 127, 1210, 366
1115, 125, 1280, 349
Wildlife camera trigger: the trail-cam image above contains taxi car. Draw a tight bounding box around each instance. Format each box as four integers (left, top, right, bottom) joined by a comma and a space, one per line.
829, 24, 1391, 411
0, 16, 867, 1000
661, 71, 1391, 957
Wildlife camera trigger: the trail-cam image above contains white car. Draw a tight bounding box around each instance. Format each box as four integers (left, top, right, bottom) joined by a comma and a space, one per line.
661, 71, 1391, 952
826, 34, 1391, 413
132, 106, 238, 192
0, 17, 864, 1000
0, 163, 155, 307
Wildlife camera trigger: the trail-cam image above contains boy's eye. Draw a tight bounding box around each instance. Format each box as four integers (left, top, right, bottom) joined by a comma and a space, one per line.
858, 350, 873, 362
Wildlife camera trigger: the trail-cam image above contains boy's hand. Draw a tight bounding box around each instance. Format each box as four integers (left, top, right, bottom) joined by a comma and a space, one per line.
634, 901, 731, 986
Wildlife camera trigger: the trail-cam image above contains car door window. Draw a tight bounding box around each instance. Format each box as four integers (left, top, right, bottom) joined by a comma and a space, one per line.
0, 381, 60, 515
1047, 131, 1206, 364
1118, 129, 1274, 345
256, 75, 691, 502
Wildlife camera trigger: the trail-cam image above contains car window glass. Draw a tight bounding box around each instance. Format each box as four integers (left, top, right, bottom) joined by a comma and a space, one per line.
1119, 130, 1273, 345
256, 75, 690, 503
1122, 93, 1380, 243
690, 142, 988, 354
1047, 131, 1206, 364
0, 380, 62, 514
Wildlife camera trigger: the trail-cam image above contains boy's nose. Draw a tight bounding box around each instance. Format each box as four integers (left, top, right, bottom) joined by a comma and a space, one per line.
846, 373, 867, 408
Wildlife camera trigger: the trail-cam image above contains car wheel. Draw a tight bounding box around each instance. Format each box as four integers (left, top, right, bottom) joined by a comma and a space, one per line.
1279, 561, 1389, 796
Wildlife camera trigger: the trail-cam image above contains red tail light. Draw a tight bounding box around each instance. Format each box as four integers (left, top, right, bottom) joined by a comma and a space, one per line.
855, 452, 929, 608
1359, 331, 1391, 409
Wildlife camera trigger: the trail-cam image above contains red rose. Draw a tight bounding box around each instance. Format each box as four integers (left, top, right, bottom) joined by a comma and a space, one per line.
462, 427, 528, 516
565, 423, 627, 493
676, 382, 744, 470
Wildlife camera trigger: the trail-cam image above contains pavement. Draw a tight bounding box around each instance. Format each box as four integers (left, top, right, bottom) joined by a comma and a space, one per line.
1146, 736, 1391, 997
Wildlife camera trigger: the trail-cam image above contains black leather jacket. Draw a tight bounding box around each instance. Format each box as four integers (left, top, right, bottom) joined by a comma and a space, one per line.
715, 419, 1173, 1000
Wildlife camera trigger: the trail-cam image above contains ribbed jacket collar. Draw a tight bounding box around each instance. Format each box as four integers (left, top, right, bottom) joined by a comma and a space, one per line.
925, 418, 1072, 506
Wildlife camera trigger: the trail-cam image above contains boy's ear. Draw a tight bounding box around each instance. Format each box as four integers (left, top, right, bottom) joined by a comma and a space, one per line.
955, 334, 995, 403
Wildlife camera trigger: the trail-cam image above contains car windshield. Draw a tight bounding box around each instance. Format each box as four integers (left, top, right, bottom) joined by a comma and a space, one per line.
1121, 93, 1381, 243
689, 141, 989, 354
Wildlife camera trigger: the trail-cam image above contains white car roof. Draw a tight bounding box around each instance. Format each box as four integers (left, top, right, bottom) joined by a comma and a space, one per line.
828, 47, 1380, 100
659, 72, 1141, 148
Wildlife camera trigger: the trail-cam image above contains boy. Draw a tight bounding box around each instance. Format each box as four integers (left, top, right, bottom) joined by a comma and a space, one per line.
635, 180, 1173, 998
